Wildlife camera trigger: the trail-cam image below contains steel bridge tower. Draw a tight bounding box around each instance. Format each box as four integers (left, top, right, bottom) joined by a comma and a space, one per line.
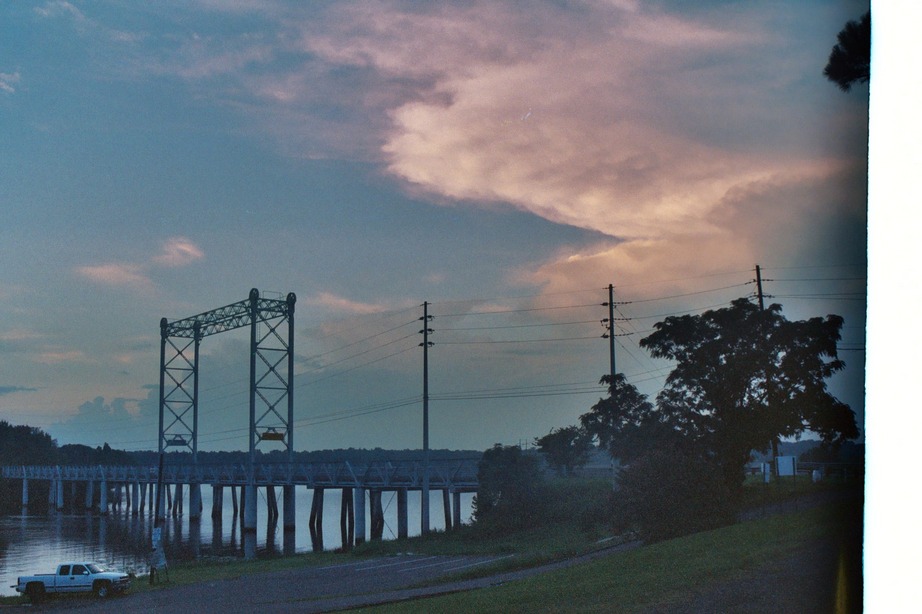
157, 288, 296, 549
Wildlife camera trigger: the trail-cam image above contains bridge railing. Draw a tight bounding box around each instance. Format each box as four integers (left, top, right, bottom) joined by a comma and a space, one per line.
1, 460, 480, 490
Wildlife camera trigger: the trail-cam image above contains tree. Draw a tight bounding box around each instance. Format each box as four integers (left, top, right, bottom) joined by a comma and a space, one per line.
614, 447, 735, 543
639, 298, 858, 492
824, 11, 871, 92
534, 425, 593, 476
472, 444, 544, 533
0, 421, 60, 514
579, 374, 664, 463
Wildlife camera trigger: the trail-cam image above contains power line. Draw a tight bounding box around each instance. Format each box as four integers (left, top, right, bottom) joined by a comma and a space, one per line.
439, 335, 602, 345
437, 302, 602, 318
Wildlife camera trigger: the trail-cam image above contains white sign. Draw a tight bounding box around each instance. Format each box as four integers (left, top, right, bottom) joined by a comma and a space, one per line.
776, 455, 797, 477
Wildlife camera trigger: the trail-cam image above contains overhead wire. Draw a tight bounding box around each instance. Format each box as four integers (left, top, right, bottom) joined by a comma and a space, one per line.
37, 266, 865, 449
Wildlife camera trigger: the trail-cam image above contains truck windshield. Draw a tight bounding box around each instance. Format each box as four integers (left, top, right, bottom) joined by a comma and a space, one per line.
86, 564, 105, 573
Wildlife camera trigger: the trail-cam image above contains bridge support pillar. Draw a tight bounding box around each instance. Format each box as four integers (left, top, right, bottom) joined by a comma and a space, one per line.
132, 482, 140, 516
283, 485, 295, 532
70, 481, 77, 511
189, 483, 202, 520
85, 480, 94, 511
309, 487, 324, 552
212, 485, 224, 521
354, 487, 366, 547
442, 489, 452, 531
238, 486, 245, 532
397, 488, 408, 540
339, 487, 354, 551
138, 481, 147, 515
452, 491, 462, 529
267, 486, 278, 522
370, 490, 384, 541
173, 483, 184, 516
55, 478, 64, 512
21, 476, 28, 513
99, 477, 108, 515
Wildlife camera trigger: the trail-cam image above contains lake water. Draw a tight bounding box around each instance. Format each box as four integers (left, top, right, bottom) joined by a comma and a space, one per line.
0, 486, 474, 597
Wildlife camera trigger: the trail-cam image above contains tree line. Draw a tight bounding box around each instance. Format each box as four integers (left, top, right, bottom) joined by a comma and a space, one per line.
480, 297, 859, 542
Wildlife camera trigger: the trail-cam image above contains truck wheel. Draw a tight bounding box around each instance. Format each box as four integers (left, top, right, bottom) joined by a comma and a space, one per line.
27, 583, 45, 603
94, 581, 111, 598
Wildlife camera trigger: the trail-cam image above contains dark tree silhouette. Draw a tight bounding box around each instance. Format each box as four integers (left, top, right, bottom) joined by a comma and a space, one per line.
579, 373, 667, 463
639, 298, 859, 493
472, 444, 544, 532
534, 425, 593, 476
824, 11, 871, 92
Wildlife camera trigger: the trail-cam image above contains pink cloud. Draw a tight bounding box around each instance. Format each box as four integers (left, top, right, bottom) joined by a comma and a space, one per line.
75, 263, 151, 288
304, 292, 389, 315
152, 237, 204, 267
132, 1, 864, 298
292, 1, 865, 294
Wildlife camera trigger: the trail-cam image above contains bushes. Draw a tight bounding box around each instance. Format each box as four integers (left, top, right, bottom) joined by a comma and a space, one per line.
472, 445, 546, 534
614, 448, 737, 543
471, 443, 739, 544
472, 444, 616, 538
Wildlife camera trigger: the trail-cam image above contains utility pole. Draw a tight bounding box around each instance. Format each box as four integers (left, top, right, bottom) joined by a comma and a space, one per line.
755, 264, 765, 311
601, 284, 616, 383
419, 301, 434, 534
755, 265, 779, 474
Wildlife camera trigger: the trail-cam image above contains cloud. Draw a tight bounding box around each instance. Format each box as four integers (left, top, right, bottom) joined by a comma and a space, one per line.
35, 0, 143, 44
75, 262, 152, 289
33, 0, 84, 21
304, 292, 391, 315
0, 72, 21, 94
0, 385, 38, 396
35, 350, 87, 365
75, 237, 204, 289
105, 1, 865, 293
290, 0, 867, 293
48, 394, 156, 448
152, 236, 205, 267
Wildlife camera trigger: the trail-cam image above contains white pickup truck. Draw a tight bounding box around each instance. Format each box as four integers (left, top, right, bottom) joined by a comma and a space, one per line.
13, 562, 132, 601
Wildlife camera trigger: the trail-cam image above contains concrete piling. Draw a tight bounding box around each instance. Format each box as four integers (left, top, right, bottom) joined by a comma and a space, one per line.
21, 476, 28, 513
85, 480, 94, 511
354, 487, 366, 547
212, 484, 224, 521
397, 489, 408, 539
309, 488, 324, 552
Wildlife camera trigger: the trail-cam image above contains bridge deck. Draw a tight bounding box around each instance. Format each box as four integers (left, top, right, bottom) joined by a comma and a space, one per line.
1, 460, 479, 491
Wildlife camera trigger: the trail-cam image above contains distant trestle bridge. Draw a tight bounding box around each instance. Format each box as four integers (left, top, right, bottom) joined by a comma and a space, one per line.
2, 459, 479, 551
4, 289, 479, 555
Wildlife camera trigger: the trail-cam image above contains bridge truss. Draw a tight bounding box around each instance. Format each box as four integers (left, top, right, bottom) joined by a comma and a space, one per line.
158, 288, 297, 467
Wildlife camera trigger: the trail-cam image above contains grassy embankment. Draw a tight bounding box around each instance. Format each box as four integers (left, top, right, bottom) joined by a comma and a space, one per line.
0, 474, 860, 608
361, 499, 860, 613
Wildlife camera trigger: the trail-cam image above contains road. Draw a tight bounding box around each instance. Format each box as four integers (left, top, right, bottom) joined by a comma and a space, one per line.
18, 543, 641, 613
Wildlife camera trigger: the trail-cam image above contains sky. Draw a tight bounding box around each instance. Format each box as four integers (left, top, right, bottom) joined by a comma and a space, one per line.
0, 0, 869, 454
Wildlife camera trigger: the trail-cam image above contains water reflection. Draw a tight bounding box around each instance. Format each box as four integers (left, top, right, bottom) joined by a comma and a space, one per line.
0, 486, 473, 597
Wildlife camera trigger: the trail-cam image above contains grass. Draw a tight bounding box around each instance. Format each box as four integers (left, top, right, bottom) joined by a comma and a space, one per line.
358, 499, 860, 613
